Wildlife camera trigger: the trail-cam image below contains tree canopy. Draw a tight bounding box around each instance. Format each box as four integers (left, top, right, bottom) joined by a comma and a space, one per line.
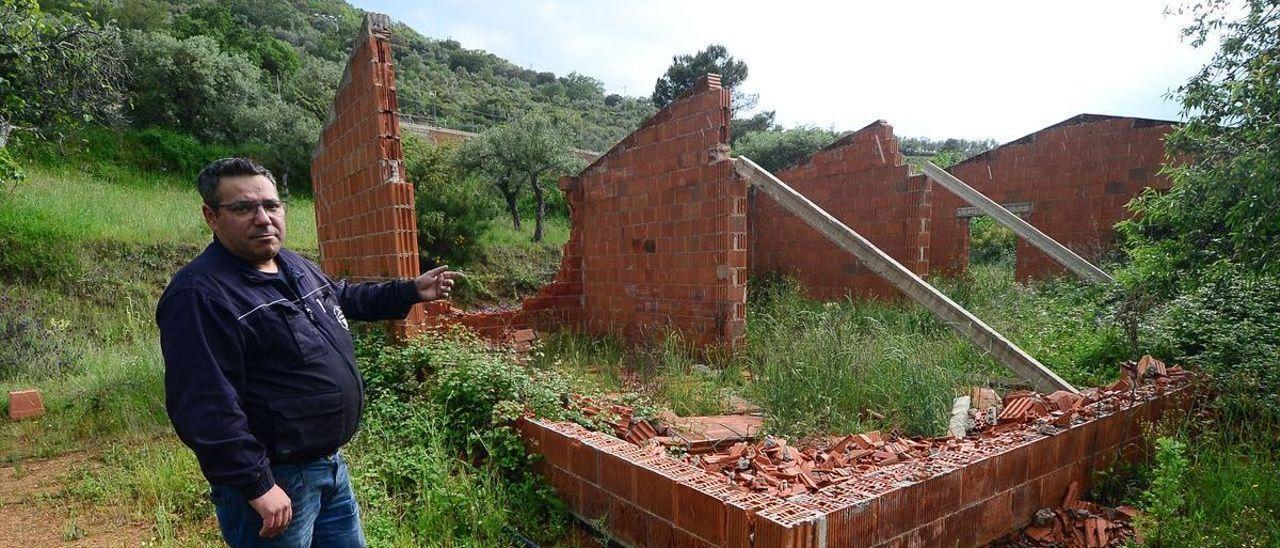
651, 44, 755, 112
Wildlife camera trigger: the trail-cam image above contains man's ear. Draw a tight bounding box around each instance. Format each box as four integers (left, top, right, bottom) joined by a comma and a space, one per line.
202, 204, 218, 232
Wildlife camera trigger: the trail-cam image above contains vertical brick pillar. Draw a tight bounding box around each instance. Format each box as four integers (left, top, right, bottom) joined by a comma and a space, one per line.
902, 174, 932, 276
310, 13, 424, 337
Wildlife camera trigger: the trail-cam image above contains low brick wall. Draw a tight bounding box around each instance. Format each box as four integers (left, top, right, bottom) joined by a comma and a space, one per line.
518, 383, 1191, 547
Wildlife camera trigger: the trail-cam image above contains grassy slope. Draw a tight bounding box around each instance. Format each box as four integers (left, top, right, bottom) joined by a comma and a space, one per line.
7, 164, 316, 249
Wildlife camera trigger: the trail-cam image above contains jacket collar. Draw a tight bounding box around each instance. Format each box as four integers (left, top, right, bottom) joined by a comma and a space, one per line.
207, 237, 294, 284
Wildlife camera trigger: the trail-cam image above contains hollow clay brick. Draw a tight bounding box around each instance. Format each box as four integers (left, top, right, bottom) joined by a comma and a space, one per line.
7, 389, 43, 420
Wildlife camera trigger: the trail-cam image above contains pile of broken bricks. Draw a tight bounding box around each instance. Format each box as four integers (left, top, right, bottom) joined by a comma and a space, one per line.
561, 356, 1188, 502
995, 482, 1142, 547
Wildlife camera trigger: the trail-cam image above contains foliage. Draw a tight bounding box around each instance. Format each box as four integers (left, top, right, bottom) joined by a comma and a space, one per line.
0, 290, 79, 380
743, 274, 999, 437
731, 110, 777, 144
898, 136, 999, 160
733, 126, 839, 172
647, 332, 732, 416
0, 0, 126, 142
1133, 432, 1280, 547
651, 43, 756, 114
1118, 0, 1280, 293
27, 0, 652, 189
122, 31, 319, 179
735, 264, 1135, 438
0, 146, 23, 198
1115, 3, 1280, 545
348, 395, 568, 546
349, 330, 575, 544
403, 135, 498, 268
1155, 270, 1280, 425
453, 224, 567, 307
170, 2, 301, 78
455, 114, 580, 241
968, 216, 1016, 267
388, 22, 653, 151
1138, 437, 1190, 546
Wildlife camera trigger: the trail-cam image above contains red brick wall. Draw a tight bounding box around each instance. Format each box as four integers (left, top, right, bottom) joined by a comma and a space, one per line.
931, 115, 1174, 280
310, 14, 425, 334
748, 121, 929, 300
519, 382, 1193, 547
524, 75, 747, 348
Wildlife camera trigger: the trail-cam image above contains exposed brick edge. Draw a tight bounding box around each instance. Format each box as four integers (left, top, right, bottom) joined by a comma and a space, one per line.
518, 384, 1193, 547
310, 12, 424, 338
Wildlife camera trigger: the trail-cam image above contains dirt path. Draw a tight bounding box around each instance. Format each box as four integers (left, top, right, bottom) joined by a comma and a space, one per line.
0, 452, 151, 547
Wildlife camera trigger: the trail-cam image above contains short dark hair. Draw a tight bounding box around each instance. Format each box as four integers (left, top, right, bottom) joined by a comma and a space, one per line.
196, 158, 278, 206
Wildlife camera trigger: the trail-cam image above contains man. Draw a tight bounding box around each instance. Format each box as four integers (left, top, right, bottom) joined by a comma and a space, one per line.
157, 158, 458, 546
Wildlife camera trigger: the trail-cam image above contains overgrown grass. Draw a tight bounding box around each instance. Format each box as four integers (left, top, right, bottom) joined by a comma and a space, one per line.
743, 276, 1002, 438
1137, 432, 1280, 546
1, 163, 317, 250
453, 216, 569, 307
736, 265, 1136, 438
62, 439, 221, 545
345, 329, 577, 546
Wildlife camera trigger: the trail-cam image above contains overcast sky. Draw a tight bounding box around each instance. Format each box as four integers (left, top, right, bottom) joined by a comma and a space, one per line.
348, 0, 1214, 142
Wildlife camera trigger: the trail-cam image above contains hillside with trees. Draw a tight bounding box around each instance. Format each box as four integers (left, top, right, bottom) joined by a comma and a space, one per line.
2, 0, 655, 187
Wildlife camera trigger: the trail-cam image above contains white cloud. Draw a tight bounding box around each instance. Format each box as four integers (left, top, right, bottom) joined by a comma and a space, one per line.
352, 0, 1213, 141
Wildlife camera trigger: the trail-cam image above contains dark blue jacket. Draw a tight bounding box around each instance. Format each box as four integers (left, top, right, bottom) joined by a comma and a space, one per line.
156, 239, 419, 499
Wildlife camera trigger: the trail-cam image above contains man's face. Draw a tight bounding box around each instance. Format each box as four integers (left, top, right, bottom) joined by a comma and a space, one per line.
202, 174, 286, 269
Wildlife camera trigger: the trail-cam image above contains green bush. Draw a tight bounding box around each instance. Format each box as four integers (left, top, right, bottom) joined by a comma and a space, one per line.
1156, 269, 1280, 425
1134, 434, 1280, 547
0, 147, 24, 197
0, 290, 80, 381
403, 135, 499, 268
733, 126, 839, 172
968, 216, 1015, 267
348, 329, 574, 545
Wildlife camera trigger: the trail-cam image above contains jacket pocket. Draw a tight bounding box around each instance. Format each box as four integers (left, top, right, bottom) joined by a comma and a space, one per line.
282, 304, 331, 363
267, 391, 344, 461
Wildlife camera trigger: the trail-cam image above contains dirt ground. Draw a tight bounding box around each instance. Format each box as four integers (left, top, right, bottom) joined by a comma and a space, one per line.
0, 452, 151, 547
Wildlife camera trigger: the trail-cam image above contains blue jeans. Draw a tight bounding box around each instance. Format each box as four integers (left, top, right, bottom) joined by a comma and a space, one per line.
210, 453, 367, 547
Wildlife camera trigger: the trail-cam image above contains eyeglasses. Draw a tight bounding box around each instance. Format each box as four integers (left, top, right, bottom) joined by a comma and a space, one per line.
213, 199, 288, 218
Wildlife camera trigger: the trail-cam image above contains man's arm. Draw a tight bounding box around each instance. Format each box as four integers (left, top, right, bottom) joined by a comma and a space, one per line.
157, 288, 274, 498
327, 265, 460, 321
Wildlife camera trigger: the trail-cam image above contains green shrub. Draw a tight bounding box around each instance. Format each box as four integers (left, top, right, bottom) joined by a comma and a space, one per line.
1135, 433, 1280, 547
403, 135, 499, 268
0, 290, 80, 381
348, 329, 574, 545
1156, 269, 1280, 425
733, 126, 839, 172
0, 147, 24, 197
968, 216, 1015, 267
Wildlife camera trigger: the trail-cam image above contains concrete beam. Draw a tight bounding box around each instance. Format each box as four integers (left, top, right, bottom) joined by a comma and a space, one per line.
734, 156, 1076, 394
923, 162, 1114, 284
956, 201, 1032, 219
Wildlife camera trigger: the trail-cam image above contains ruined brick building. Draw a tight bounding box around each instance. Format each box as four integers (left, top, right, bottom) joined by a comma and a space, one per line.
311, 14, 1174, 348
